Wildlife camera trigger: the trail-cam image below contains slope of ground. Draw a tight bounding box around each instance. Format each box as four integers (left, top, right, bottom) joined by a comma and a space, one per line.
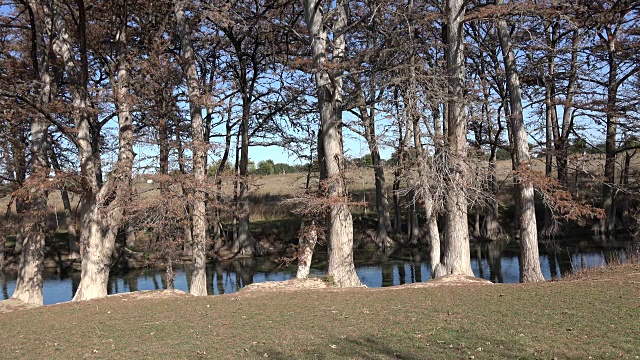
0, 264, 638, 359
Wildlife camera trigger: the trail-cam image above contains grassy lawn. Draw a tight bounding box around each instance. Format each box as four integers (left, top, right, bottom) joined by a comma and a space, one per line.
1, 264, 639, 359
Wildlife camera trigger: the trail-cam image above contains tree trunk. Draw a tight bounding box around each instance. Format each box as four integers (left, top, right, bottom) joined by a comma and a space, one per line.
372, 149, 393, 247
9, 123, 27, 254
176, 129, 194, 257
233, 97, 255, 256
73, 2, 136, 299
439, 0, 473, 277
51, 149, 80, 258
11, 0, 52, 305
553, 31, 580, 188
355, 78, 393, 248
125, 222, 136, 248
51, 0, 107, 301
407, 203, 420, 245
602, 30, 618, 234
12, 116, 49, 305
73, 203, 114, 300
392, 167, 402, 234
477, 63, 506, 242
417, 167, 441, 277
175, 0, 208, 296
213, 103, 233, 247
406, 18, 423, 248
296, 221, 317, 279
302, 0, 361, 287
392, 107, 405, 234
542, 45, 559, 237
65, 11, 112, 301
165, 256, 175, 290
620, 148, 634, 230
424, 107, 443, 275
496, 6, 544, 282
0, 236, 4, 271
482, 138, 506, 240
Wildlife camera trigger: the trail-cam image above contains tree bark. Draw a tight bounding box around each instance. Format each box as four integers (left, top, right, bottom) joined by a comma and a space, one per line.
11, 0, 52, 305
353, 76, 393, 249
232, 95, 256, 256
620, 147, 634, 229
0, 237, 5, 272
408, 116, 425, 246
12, 118, 49, 306
175, 128, 194, 257
50, 0, 108, 301
296, 221, 317, 279
174, 0, 208, 296
542, 30, 559, 237
417, 158, 441, 277
212, 101, 233, 249
439, 0, 473, 277
496, 5, 544, 282
302, 0, 361, 287
9, 123, 27, 255
69, 0, 134, 301
602, 27, 618, 234
50, 146, 80, 258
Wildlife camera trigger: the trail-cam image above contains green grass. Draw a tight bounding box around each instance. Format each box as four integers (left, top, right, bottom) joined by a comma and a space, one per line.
1, 264, 639, 359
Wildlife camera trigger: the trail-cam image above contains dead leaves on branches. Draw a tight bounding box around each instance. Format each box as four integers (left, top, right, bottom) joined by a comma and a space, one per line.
516, 163, 604, 224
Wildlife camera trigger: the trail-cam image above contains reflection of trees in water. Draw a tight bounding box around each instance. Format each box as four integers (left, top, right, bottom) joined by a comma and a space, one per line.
206, 267, 214, 295
377, 248, 395, 287
547, 247, 559, 279
123, 271, 141, 292
540, 237, 637, 278
71, 272, 80, 298
1, 272, 8, 299
376, 248, 428, 286
31, 237, 640, 303
475, 245, 484, 279
487, 242, 504, 283
233, 258, 256, 289
409, 248, 422, 282
107, 276, 120, 295
517, 253, 523, 283
397, 264, 406, 285
540, 240, 572, 277
156, 271, 164, 290
472, 242, 505, 283
381, 262, 394, 287
414, 264, 422, 283
556, 249, 573, 276
214, 263, 225, 295
206, 258, 257, 294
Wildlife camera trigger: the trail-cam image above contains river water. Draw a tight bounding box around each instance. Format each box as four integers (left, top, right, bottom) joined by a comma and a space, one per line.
1, 237, 637, 305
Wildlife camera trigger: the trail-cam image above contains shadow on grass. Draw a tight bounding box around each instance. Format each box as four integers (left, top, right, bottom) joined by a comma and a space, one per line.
261, 335, 426, 360
258, 333, 531, 359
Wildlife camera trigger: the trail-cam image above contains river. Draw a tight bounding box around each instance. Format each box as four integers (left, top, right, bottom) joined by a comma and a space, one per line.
1, 237, 637, 305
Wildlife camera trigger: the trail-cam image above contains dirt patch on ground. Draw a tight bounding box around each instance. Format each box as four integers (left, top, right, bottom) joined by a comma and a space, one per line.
0, 298, 41, 313
239, 275, 493, 294
241, 278, 331, 292
391, 274, 493, 288
105, 289, 192, 301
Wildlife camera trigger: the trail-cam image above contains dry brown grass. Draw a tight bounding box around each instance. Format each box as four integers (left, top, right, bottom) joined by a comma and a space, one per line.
0, 263, 638, 359
1, 154, 636, 225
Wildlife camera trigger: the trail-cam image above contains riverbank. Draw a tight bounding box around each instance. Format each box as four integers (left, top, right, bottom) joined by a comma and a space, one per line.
1, 263, 638, 359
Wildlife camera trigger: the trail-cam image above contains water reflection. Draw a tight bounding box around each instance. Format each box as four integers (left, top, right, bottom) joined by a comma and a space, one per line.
1, 237, 636, 305
1, 271, 8, 299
